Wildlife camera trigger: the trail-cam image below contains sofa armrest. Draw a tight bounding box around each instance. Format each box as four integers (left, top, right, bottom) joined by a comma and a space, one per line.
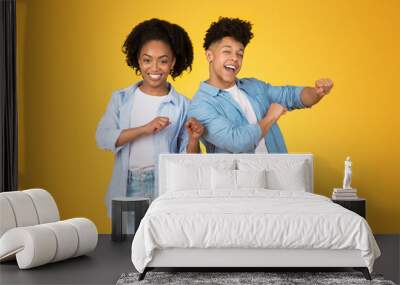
0, 218, 98, 269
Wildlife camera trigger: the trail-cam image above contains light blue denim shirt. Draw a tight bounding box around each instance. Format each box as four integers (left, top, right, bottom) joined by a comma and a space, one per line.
96, 82, 190, 216
188, 78, 305, 153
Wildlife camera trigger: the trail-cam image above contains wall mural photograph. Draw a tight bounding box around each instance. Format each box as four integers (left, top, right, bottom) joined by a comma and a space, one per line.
1, 0, 399, 284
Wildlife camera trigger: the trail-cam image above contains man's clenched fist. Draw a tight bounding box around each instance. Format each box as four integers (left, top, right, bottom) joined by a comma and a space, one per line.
315, 78, 334, 97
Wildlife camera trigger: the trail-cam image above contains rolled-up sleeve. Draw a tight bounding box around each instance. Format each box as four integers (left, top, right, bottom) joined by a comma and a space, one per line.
263, 82, 305, 111
96, 93, 123, 154
188, 100, 261, 153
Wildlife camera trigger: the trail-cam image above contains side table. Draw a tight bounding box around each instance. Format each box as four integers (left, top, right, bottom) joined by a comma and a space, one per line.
112, 197, 150, 242
332, 198, 366, 218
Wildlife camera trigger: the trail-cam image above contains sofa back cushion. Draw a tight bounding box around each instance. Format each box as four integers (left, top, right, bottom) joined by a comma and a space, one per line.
0, 189, 60, 238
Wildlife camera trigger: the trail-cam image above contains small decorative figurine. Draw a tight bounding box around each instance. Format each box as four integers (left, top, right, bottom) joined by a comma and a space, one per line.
342, 156, 352, 189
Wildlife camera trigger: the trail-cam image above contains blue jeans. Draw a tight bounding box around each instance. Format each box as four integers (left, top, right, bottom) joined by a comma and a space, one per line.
125, 167, 155, 234
127, 167, 155, 200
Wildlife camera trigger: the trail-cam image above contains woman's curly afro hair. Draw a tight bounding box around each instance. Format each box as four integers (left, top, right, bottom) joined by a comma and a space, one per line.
203, 17, 253, 50
122, 18, 193, 79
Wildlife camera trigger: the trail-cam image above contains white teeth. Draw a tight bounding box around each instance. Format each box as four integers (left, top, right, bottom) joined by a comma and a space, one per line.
224, 65, 236, 71
149, 74, 162, 79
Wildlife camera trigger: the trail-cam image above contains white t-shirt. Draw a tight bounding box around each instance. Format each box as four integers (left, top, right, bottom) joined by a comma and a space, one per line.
129, 88, 166, 169
224, 85, 268, 153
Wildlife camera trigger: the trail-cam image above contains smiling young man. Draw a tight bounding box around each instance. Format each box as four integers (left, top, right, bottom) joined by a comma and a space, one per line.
188, 17, 333, 153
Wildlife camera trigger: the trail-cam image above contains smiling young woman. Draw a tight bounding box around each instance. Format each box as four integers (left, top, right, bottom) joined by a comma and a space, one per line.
96, 19, 204, 220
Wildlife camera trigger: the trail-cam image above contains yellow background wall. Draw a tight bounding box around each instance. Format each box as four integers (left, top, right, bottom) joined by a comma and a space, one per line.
16, 0, 399, 234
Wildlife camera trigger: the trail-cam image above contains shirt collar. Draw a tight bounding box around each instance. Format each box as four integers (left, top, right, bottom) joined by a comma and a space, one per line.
199, 78, 244, 97
130, 81, 178, 105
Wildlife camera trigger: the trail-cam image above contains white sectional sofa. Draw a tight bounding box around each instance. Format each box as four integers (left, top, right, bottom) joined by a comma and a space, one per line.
0, 188, 98, 269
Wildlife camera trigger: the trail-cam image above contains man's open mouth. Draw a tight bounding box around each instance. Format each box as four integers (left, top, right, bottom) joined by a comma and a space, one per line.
224, 64, 237, 72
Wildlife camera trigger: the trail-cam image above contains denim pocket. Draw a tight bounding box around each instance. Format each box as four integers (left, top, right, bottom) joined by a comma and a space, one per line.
127, 168, 155, 199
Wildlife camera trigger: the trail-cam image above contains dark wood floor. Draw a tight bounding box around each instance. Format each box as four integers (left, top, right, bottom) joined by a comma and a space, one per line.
0, 235, 134, 285
0, 234, 398, 285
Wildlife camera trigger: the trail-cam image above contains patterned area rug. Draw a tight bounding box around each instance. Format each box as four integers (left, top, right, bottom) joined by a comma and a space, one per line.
116, 271, 396, 285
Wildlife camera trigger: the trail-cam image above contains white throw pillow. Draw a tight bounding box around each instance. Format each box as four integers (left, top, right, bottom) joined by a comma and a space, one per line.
166, 159, 235, 192
211, 168, 236, 190
167, 162, 209, 191
237, 159, 309, 191
236, 169, 267, 189
265, 164, 307, 191
211, 169, 267, 190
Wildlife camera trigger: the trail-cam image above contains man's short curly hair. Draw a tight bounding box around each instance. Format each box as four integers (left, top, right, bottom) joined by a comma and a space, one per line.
203, 17, 253, 50
122, 18, 193, 79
